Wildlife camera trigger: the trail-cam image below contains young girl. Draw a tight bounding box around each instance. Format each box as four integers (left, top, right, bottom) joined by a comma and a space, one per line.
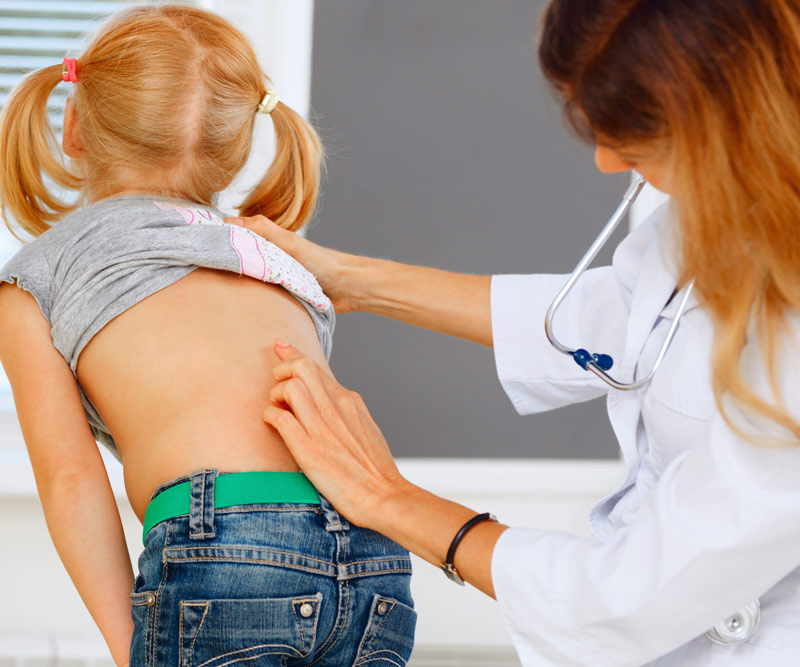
0, 6, 415, 666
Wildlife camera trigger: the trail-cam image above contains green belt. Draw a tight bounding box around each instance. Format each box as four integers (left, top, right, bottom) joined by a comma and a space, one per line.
142, 471, 320, 544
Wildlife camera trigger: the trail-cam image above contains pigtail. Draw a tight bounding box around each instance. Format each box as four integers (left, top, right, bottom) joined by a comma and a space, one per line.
238, 101, 323, 232
0, 65, 81, 239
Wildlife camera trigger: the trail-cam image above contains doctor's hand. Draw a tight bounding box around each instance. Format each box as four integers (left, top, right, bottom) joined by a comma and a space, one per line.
225, 215, 361, 313
263, 339, 507, 597
263, 339, 409, 529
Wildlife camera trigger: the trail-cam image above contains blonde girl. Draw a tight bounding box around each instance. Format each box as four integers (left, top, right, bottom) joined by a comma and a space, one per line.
0, 6, 415, 666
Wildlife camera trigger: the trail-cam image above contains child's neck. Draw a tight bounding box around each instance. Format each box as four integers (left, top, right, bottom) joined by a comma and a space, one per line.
90, 187, 196, 205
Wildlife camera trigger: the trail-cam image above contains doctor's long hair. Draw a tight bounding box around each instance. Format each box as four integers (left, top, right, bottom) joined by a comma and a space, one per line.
539, 0, 800, 442
0, 4, 322, 238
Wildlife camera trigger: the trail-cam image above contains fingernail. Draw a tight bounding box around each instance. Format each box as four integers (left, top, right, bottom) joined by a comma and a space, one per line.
275, 338, 290, 348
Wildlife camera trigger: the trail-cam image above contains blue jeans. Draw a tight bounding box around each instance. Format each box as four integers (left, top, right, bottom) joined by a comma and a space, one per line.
130, 470, 416, 666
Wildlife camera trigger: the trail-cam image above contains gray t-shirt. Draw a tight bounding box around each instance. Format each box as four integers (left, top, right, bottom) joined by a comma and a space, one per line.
0, 195, 335, 459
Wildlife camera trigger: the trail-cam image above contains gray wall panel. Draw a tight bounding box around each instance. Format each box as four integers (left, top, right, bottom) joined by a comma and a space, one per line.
310, 0, 627, 459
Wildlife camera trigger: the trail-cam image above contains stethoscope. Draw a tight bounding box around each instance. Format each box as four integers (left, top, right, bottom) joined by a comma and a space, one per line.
545, 175, 695, 390
545, 175, 761, 645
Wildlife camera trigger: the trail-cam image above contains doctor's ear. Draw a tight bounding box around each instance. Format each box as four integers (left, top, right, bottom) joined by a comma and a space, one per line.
62, 97, 83, 159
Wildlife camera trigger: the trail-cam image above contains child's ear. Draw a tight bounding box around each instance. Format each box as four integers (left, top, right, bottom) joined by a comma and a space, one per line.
62, 97, 83, 159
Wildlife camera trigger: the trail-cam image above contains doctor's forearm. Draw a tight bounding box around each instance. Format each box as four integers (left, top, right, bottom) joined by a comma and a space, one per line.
372, 479, 508, 598
345, 255, 493, 346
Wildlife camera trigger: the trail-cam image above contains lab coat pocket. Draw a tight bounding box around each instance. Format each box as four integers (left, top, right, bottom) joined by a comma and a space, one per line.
648, 311, 715, 418
643, 311, 716, 473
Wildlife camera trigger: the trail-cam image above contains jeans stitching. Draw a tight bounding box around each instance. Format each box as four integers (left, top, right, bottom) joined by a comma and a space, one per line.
366, 599, 395, 657
152, 522, 171, 667
163, 545, 335, 567
162, 556, 337, 577
196, 643, 304, 667
291, 601, 305, 650
189, 601, 210, 666
213, 506, 322, 515
200, 649, 303, 667
179, 601, 185, 667
306, 532, 350, 666
355, 657, 405, 667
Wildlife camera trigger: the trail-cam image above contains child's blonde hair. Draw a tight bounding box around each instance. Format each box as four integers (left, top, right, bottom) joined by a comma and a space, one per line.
0, 4, 322, 238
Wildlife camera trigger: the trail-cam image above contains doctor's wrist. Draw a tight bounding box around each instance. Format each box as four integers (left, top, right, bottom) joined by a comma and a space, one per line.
339, 253, 378, 313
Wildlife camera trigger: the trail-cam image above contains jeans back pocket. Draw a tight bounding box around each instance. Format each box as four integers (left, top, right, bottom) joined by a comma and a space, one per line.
354, 594, 418, 666
180, 593, 322, 667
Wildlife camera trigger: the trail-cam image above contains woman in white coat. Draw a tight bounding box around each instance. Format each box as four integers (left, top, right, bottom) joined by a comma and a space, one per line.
229, 1, 800, 664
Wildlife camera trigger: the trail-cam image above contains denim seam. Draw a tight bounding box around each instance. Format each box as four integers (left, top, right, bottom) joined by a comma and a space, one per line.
306, 583, 349, 666
306, 533, 350, 666
197, 644, 303, 667
179, 600, 209, 667
164, 546, 334, 567
353, 597, 375, 661
356, 655, 405, 667
191, 603, 209, 665
345, 557, 412, 566
359, 649, 408, 664
203, 649, 302, 667
340, 568, 413, 579
365, 599, 395, 659
152, 522, 172, 667
213, 506, 323, 515
291, 602, 305, 652
163, 556, 337, 577
162, 552, 411, 580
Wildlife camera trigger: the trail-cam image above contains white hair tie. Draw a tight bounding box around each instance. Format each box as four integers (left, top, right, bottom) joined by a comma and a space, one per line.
256, 89, 280, 115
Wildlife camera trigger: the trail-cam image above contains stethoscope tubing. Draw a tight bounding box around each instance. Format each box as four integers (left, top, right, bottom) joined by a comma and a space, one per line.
544, 175, 694, 390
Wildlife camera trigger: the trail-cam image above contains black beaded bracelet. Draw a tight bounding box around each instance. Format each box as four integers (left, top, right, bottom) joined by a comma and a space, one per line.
439, 512, 498, 585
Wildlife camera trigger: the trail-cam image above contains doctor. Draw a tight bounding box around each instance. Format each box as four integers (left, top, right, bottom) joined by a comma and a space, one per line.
229, 1, 800, 665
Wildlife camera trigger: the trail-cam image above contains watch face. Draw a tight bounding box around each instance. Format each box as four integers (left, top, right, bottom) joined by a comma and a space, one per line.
440, 563, 466, 586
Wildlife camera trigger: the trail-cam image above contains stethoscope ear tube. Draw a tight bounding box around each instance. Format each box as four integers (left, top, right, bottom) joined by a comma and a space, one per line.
544, 175, 694, 390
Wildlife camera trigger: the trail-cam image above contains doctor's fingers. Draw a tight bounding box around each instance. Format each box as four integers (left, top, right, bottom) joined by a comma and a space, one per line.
272, 347, 346, 397
269, 375, 366, 443
226, 214, 298, 253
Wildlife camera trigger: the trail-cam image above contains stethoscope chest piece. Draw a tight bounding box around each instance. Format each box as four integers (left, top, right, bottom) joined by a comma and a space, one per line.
704, 599, 761, 645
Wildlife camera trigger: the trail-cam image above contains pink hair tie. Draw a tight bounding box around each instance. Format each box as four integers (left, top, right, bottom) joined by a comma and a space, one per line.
62, 57, 78, 83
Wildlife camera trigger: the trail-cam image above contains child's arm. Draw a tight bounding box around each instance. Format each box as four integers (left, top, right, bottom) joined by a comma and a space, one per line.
0, 284, 134, 666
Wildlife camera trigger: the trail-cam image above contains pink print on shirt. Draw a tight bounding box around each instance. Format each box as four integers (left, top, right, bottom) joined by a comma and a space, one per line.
155, 202, 331, 312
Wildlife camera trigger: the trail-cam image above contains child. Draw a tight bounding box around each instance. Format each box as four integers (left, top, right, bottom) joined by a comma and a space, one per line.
0, 6, 416, 666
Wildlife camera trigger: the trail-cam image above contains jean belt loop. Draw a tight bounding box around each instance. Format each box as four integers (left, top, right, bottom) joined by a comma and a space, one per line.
189, 469, 219, 540
318, 494, 349, 532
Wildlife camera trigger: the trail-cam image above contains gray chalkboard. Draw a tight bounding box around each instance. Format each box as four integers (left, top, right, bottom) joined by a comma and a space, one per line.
308, 0, 627, 459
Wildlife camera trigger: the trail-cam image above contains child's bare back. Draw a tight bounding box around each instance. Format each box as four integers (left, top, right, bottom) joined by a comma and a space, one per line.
78, 266, 330, 518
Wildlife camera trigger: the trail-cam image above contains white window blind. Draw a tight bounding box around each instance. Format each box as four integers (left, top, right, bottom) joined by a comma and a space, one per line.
0, 0, 197, 400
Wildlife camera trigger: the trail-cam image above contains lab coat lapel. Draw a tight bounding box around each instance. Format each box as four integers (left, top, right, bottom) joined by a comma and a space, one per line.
592, 236, 679, 541
619, 229, 680, 380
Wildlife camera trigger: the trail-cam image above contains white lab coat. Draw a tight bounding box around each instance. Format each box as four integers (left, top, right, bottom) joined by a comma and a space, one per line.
489, 203, 800, 666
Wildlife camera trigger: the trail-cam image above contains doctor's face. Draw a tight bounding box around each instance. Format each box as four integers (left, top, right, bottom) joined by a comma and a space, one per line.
594, 144, 671, 193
